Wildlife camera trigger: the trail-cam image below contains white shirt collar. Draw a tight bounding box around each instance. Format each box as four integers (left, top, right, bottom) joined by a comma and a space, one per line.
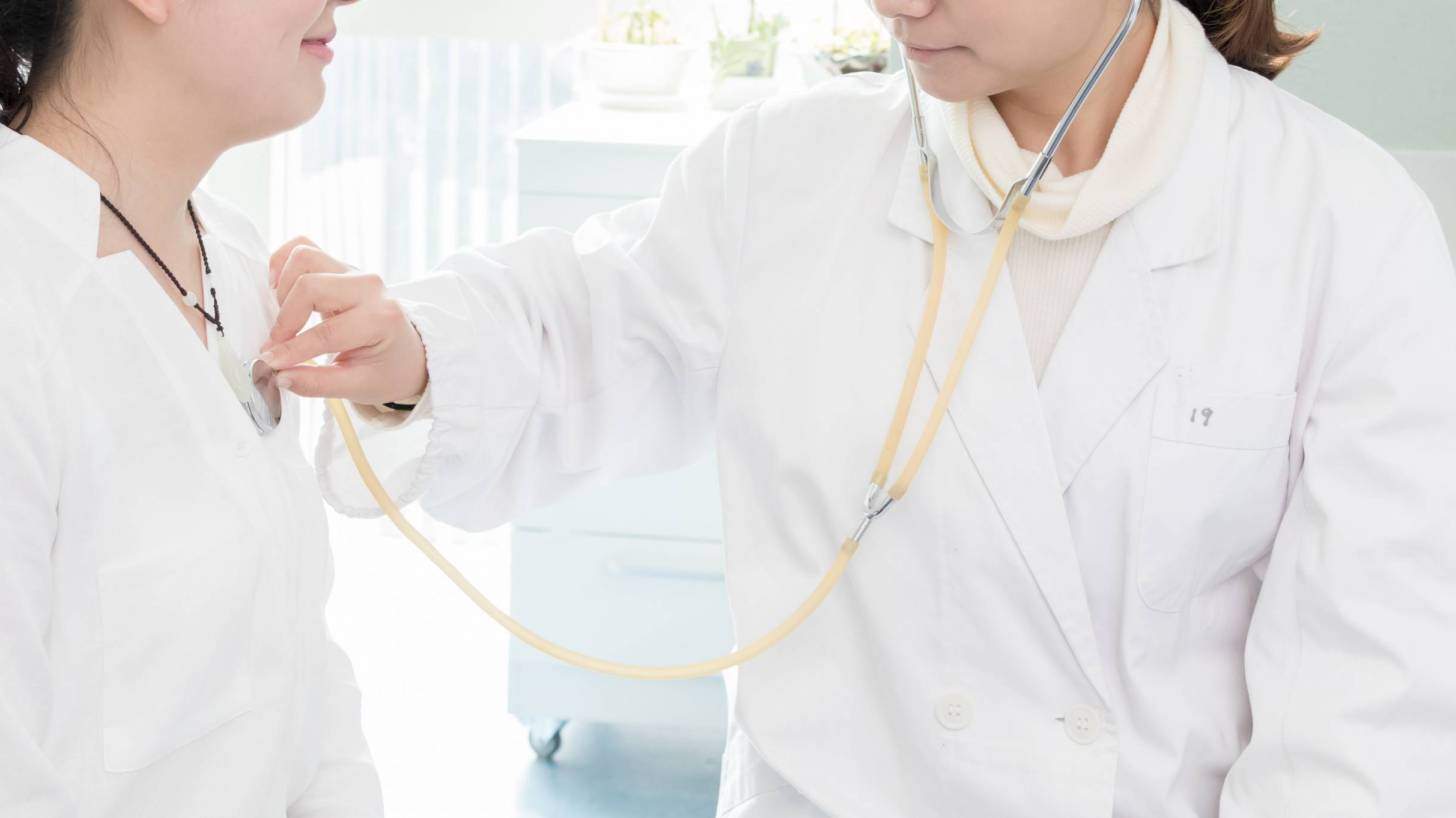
0, 124, 104, 260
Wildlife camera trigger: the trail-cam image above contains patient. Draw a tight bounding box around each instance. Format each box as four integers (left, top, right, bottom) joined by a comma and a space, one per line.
0, 0, 383, 814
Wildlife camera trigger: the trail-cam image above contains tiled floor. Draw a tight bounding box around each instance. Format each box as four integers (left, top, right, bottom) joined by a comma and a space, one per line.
326, 514, 725, 817
514, 722, 725, 818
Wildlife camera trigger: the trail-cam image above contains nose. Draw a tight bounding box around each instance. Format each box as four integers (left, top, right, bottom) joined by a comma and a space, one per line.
871, 0, 935, 20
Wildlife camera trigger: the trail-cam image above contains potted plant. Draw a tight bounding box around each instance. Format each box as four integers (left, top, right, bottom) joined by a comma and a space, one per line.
817, 25, 891, 76
709, 1, 789, 109
587, 1, 697, 103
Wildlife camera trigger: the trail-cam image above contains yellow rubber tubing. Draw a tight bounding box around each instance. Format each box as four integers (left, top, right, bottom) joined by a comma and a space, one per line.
320, 187, 1028, 682
325, 395, 861, 681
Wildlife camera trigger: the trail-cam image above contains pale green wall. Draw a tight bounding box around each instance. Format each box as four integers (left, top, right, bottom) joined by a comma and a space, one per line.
1274, 0, 1455, 151
339, 1, 599, 41
343, 1, 1451, 150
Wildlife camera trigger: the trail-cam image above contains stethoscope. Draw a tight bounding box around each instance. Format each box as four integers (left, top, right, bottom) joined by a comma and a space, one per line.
908, 0, 1144, 237
239, 0, 1143, 680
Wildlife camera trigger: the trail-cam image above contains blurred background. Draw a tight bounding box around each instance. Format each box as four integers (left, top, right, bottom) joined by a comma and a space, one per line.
200, 2, 1455, 816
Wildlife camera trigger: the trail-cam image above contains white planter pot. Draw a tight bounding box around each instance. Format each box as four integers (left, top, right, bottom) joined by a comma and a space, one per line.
587, 42, 697, 98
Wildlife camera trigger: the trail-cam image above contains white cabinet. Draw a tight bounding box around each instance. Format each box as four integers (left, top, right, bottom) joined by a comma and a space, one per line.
507, 103, 733, 759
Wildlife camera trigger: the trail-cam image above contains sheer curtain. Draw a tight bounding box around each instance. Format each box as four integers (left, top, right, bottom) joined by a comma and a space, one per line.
269, 37, 576, 282
260, 42, 584, 814
269, 36, 573, 549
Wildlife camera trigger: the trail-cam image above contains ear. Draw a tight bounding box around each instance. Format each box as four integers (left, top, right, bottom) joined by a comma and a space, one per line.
122, 0, 173, 25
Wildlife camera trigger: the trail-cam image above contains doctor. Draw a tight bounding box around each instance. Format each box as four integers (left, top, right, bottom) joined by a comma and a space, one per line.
261, 0, 1456, 815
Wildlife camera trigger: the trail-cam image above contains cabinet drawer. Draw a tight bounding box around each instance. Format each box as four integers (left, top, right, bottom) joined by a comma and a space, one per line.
510, 529, 733, 665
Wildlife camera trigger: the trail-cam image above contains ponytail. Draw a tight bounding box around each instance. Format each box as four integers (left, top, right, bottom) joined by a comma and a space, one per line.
1176, 0, 1319, 79
1, 0, 80, 129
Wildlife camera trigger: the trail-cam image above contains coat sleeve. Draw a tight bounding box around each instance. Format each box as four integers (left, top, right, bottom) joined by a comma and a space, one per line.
0, 303, 74, 817
315, 104, 757, 532
1219, 195, 1456, 815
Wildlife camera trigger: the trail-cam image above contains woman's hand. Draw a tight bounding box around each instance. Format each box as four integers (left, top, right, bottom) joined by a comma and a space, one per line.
259, 237, 428, 404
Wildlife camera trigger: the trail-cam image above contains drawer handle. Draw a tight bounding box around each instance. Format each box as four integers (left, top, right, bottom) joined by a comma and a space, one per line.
605, 552, 725, 582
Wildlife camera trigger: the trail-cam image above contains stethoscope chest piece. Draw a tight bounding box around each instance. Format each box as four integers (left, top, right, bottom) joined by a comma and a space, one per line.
240, 357, 284, 435
215, 332, 282, 435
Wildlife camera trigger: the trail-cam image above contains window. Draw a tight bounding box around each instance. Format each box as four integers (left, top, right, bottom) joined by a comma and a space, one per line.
269, 38, 574, 279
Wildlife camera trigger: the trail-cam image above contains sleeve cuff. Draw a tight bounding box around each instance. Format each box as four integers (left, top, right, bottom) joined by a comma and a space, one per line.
313, 269, 540, 529
313, 270, 524, 518
347, 385, 435, 431
314, 296, 464, 519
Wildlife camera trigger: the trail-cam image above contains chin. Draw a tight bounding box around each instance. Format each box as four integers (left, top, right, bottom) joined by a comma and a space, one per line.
226, 92, 326, 146
911, 72, 977, 104
276, 80, 329, 131
911, 64, 1009, 104
294, 80, 329, 125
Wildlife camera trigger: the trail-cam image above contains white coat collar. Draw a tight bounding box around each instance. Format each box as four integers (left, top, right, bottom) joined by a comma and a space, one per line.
0, 125, 252, 264
0, 123, 274, 448
0, 124, 104, 260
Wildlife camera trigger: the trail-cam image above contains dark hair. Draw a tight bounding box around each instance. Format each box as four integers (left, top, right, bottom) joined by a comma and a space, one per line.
1, 0, 81, 129
1177, 0, 1319, 80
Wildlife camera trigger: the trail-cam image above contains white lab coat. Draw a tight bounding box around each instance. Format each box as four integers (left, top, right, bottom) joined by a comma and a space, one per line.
318, 43, 1456, 817
0, 128, 383, 817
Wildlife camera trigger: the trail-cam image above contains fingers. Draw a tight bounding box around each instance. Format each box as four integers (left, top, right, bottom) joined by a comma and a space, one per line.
275, 360, 375, 401
269, 236, 318, 288
263, 272, 387, 358
262, 302, 395, 372
275, 243, 353, 304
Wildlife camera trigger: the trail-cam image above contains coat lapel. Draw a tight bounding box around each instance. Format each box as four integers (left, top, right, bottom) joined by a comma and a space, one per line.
886, 115, 1111, 702
1038, 48, 1229, 490
1036, 222, 1168, 492
880, 49, 1231, 702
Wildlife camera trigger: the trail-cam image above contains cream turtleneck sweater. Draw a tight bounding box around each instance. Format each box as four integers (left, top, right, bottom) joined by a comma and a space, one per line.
940, 0, 1208, 382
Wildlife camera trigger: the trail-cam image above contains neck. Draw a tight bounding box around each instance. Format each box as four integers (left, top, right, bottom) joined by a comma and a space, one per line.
992, 1, 1157, 176
22, 77, 224, 253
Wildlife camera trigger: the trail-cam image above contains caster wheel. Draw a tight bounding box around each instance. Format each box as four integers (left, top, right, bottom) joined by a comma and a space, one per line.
528, 719, 566, 761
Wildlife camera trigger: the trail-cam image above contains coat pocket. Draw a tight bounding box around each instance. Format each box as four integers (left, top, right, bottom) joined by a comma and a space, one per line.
96, 442, 263, 773
1136, 385, 1297, 613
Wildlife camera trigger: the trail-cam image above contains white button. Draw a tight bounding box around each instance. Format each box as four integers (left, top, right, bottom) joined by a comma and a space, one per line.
1062, 706, 1104, 745
934, 694, 972, 731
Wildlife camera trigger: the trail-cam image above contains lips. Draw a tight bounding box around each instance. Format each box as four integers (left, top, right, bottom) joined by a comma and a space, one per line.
901, 41, 953, 52
301, 29, 336, 62
302, 28, 336, 47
